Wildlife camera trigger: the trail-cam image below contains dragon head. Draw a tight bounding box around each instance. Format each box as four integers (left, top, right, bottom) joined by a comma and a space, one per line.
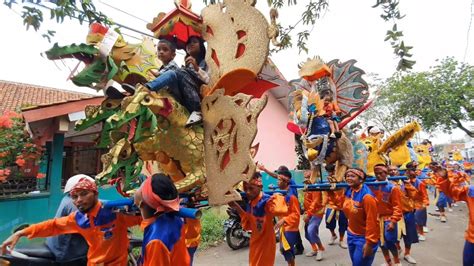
363, 136, 380, 153
45, 23, 160, 90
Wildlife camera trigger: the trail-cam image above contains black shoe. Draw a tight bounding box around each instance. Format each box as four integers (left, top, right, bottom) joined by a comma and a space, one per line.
121, 83, 136, 94
105, 86, 125, 99
294, 248, 304, 255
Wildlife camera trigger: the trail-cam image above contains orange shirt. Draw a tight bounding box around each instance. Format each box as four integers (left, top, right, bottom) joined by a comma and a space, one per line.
437, 178, 474, 243
184, 218, 201, 248
278, 194, 301, 232
370, 182, 403, 223
23, 202, 142, 266
409, 178, 429, 209
323, 190, 345, 210
241, 192, 288, 266
342, 184, 379, 245
393, 180, 418, 213
140, 214, 190, 266
304, 191, 325, 218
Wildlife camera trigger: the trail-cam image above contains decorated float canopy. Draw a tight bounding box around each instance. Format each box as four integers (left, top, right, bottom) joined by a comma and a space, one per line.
147, 0, 202, 50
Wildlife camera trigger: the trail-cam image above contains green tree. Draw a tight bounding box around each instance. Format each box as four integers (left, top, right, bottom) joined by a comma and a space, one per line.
379, 57, 474, 137
5, 0, 414, 70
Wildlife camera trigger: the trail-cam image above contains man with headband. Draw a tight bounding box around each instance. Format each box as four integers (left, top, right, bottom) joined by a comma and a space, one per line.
371, 164, 403, 266
273, 170, 301, 266
134, 173, 189, 266
1, 177, 142, 265
405, 161, 429, 242
328, 168, 379, 266
389, 165, 420, 264
229, 172, 288, 266
323, 164, 348, 249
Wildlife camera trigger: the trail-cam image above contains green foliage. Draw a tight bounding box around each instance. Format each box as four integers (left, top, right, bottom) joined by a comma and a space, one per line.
199, 207, 227, 249
5, 0, 112, 42
376, 57, 474, 137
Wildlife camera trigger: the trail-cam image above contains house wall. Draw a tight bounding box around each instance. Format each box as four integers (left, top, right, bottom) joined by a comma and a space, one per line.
254, 92, 297, 170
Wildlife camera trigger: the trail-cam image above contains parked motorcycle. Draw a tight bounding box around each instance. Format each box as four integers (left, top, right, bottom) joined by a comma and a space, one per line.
224, 206, 250, 250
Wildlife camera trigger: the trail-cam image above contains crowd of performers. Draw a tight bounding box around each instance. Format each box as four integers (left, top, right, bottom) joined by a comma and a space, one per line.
231, 159, 473, 266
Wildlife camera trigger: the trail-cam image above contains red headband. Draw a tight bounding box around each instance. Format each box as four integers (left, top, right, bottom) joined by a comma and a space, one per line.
70, 177, 97, 195
374, 165, 388, 173
278, 174, 290, 183
141, 177, 180, 213
346, 169, 365, 180
248, 177, 263, 188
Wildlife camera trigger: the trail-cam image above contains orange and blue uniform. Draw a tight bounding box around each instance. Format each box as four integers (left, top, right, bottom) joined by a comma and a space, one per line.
323, 190, 348, 234
278, 193, 301, 262
303, 191, 325, 246
342, 184, 380, 266
437, 177, 474, 265
410, 178, 429, 227
184, 218, 201, 265
371, 183, 403, 250
240, 192, 288, 266
393, 180, 419, 246
139, 213, 190, 266
22, 202, 142, 266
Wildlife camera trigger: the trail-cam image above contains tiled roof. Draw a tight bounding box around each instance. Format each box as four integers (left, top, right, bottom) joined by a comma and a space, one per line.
0, 80, 97, 113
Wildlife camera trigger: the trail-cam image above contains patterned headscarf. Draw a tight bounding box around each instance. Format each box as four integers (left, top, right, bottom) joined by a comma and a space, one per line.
69, 177, 98, 196
345, 168, 366, 180
140, 176, 180, 213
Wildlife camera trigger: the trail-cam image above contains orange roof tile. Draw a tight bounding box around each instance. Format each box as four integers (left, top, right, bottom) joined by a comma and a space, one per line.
0, 80, 98, 113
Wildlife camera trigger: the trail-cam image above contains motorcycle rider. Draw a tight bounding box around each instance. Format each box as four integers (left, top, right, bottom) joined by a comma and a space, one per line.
229, 172, 288, 266
44, 174, 94, 265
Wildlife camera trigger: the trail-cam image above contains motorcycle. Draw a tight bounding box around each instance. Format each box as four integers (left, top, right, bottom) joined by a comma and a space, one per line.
224, 206, 250, 250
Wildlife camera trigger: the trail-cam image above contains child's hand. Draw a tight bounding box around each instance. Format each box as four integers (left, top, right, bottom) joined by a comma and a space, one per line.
185, 56, 199, 71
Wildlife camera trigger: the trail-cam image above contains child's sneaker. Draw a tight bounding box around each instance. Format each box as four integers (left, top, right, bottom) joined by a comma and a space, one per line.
186, 111, 203, 127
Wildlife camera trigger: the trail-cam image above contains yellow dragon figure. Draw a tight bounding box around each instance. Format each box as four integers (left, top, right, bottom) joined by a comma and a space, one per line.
363, 121, 421, 175
415, 143, 433, 169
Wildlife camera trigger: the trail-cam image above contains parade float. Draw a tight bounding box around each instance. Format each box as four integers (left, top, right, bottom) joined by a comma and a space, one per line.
45, 0, 280, 206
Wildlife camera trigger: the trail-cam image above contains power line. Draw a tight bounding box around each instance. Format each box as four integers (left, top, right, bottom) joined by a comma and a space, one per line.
30, 2, 157, 39
464, 0, 474, 62
97, 0, 149, 24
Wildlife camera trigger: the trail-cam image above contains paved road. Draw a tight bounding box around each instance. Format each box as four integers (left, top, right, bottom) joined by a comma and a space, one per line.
195, 201, 468, 265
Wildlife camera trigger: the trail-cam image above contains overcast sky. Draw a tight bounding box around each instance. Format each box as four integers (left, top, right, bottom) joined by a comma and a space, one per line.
0, 0, 472, 144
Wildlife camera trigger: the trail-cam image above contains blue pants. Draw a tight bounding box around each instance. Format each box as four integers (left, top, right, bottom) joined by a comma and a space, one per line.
402, 212, 419, 247
347, 231, 379, 266
382, 220, 398, 250
280, 231, 298, 262
145, 70, 201, 113
415, 208, 427, 227
305, 216, 323, 245
464, 240, 474, 266
325, 208, 348, 234
436, 191, 448, 208
188, 246, 197, 265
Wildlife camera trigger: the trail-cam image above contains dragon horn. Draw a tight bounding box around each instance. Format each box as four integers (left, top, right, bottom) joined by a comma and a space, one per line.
338, 98, 375, 129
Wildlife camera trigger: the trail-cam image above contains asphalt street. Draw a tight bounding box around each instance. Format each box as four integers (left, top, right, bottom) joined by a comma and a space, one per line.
195, 197, 468, 265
